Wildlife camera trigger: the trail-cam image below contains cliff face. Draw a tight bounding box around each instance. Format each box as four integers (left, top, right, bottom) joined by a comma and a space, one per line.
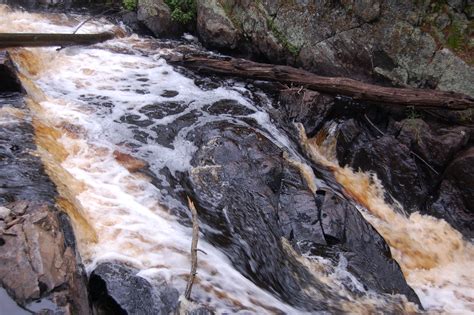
195, 0, 473, 96
6, 0, 472, 96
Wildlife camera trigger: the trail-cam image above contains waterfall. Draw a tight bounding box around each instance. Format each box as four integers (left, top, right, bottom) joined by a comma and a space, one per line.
1, 5, 472, 314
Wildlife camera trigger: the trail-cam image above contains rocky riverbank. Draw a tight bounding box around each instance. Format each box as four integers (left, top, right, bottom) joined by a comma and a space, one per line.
124, 0, 474, 97
0, 52, 90, 314
0, 2, 473, 314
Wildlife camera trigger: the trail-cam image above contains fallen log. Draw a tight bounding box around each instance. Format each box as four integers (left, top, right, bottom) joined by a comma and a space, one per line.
167, 55, 474, 110
0, 32, 115, 48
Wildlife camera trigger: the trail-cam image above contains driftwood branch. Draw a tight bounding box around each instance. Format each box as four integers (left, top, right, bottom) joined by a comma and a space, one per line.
0, 32, 114, 48
166, 55, 474, 110
184, 196, 199, 300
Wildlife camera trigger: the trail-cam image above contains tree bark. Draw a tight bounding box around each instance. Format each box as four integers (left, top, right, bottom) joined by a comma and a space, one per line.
0, 32, 115, 48
167, 55, 474, 110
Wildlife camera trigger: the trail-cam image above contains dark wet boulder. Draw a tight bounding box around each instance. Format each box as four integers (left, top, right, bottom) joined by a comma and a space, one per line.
334, 113, 471, 218
185, 124, 328, 311
318, 191, 418, 302
181, 121, 420, 310
396, 118, 469, 171
279, 88, 334, 136
0, 51, 22, 93
427, 147, 474, 239
89, 262, 179, 315
336, 119, 429, 211
0, 94, 56, 203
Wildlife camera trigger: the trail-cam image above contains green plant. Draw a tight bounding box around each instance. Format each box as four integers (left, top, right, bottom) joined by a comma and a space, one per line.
457, 108, 473, 123
405, 106, 422, 120
267, 18, 301, 57
446, 20, 463, 50
164, 0, 196, 24
122, 0, 137, 11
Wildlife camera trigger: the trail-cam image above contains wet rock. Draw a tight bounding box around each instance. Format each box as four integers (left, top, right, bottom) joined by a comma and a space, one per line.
151, 109, 201, 148
334, 112, 471, 214
0, 51, 22, 93
279, 88, 334, 136
428, 147, 474, 239
137, 0, 184, 37
181, 121, 420, 310
89, 262, 179, 315
0, 201, 90, 314
160, 90, 179, 98
121, 11, 144, 34
318, 191, 418, 302
396, 118, 469, 170
0, 94, 58, 204
337, 123, 429, 211
203, 99, 255, 116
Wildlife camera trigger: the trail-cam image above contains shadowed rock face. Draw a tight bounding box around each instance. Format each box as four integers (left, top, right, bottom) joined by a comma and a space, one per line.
0, 52, 22, 93
279, 88, 473, 239
194, 0, 474, 96
89, 262, 179, 315
180, 121, 420, 310
428, 147, 474, 238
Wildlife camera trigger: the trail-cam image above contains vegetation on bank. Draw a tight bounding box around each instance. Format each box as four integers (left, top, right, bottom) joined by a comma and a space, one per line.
419, 0, 473, 64
164, 0, 196, 24
122, 0, 137, 11
121, 0, 197, 25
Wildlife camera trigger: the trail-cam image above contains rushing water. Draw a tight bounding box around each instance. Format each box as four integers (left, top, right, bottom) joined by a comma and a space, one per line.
1, 5, 473, 314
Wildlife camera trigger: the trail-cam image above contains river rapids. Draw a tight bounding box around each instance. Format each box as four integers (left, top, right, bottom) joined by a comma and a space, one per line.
0, 5, 473, 314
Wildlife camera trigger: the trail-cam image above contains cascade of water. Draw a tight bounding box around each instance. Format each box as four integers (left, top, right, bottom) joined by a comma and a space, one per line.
301, 125, 474, 314
1, 4, 472, 314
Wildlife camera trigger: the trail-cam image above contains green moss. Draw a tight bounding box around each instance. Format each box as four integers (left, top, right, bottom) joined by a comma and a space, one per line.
418, 1, 473, 64
267, 18, 301, 57
122, 0, 137, 11
218, 0, 242, 31
164, 0, 196, 24
446, 20, 463, 50
457, 109, 473, 123
405, 106, 422, 120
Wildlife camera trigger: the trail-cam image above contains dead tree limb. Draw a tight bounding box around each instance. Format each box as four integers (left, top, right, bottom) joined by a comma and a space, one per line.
184, 196, 199, 300
166, 55, 474, 110
0, 32, 114, 48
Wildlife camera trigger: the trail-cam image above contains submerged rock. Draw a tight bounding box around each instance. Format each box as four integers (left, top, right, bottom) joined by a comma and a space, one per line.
89, 262, 179, 315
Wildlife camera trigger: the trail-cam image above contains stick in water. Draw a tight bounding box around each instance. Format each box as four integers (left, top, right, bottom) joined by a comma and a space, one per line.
184, 196, 199, 300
